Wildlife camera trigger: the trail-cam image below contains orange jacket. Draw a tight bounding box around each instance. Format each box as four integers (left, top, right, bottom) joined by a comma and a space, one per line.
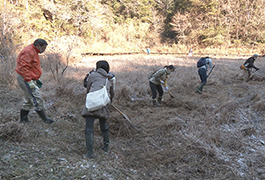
15, 44, 42, 82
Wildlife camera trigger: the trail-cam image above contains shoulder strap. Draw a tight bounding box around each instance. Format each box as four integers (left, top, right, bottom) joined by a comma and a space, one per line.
105, 78, 108, 86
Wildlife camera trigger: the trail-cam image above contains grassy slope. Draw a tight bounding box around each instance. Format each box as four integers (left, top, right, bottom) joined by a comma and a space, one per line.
1, 55, 265, 179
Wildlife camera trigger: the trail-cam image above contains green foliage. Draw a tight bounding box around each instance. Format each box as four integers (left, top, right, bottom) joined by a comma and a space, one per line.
199, 27, 226, 46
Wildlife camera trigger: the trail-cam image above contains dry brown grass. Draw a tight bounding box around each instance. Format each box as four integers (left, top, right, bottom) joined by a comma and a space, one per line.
1, 54, 265, 179
0, 121, 27, 142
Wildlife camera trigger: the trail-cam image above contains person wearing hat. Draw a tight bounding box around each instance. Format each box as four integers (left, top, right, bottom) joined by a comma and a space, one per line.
196, 57, 213, 94
149, 65, 175, 106
240, 54, 259, 82
81, 60, 115, 159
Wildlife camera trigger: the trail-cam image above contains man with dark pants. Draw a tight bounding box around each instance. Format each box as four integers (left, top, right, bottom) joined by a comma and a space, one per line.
196, 57, 213, 94
15, 39, 54, 124
241, 54, 259, 82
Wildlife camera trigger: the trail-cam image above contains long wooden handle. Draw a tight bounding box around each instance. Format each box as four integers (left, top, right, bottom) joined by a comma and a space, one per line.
111, 104, 132, 123
168, 89, 175, 98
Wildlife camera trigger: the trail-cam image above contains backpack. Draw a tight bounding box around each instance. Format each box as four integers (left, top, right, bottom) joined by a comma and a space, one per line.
197, 57, 208, 68
83, 70, 94, 88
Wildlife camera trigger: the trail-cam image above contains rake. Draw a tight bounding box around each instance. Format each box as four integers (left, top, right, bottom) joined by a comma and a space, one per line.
168, 89, 175, 98
111, 104, 143, 130
111, 104, 132, 124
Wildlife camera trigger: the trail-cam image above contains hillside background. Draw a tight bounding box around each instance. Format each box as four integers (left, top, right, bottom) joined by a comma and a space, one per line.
1, 0, 265, 56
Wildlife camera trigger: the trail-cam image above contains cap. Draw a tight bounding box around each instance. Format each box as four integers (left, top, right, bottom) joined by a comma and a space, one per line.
253, 54, 258, 57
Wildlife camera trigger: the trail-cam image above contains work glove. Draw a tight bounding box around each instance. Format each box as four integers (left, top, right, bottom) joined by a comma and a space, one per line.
160, 80, 164, 84
36, 79, 43, 88
165, 86, 168, 92
206, 74, 209, 78
240, 65, 246, 70
27, 80, 35, 90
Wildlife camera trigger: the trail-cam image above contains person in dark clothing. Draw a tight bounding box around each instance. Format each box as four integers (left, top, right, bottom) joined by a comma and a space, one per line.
81, 60, 115, 159
196, 57, 213, 94
241, 54, 259, 82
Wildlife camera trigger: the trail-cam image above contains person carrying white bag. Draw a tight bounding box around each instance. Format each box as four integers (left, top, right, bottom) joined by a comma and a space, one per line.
81, 60, 115, 159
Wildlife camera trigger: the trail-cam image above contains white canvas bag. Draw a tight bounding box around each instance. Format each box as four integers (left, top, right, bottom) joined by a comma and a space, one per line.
86, 78, 110, 111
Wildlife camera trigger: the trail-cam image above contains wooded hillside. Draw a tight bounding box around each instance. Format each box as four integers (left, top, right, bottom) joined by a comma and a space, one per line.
1, 0, 265, 53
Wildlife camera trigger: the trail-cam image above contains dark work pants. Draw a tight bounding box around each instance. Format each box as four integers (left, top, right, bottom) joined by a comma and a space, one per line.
198, 68, 207, 84
85, 116, 109, 134
149, 81, 163, 99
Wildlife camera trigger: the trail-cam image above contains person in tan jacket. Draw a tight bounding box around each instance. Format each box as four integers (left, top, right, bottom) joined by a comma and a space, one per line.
15, 39, 54, 124
81, 60, 115, 158
149, 65, 175, 106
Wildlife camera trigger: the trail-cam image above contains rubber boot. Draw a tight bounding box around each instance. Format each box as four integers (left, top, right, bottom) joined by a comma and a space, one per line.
152, 99, 157, 106
101, 130, 109, 152
85, 132, 94, 158
157, 96, 162, 104
36, 110, 54, 124
20, 109, 30, 123
196, 83, 205, 94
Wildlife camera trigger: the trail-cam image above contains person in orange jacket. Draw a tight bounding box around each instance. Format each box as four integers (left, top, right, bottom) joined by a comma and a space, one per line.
15, 39, 54, 124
